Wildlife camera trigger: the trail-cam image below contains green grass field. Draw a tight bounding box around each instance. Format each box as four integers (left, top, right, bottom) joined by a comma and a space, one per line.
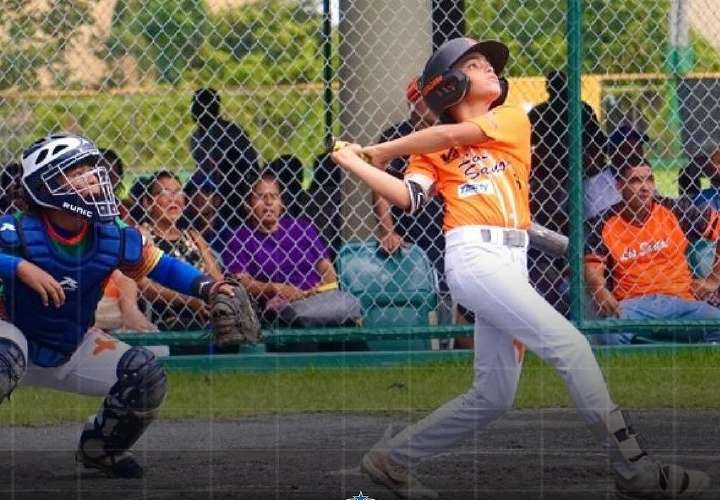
2, 349, 718, 426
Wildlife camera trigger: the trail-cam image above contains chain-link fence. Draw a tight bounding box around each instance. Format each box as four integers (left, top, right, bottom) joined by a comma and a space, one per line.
2, 0, 720, 341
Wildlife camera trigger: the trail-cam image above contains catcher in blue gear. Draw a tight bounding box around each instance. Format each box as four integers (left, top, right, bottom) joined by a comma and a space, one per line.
0, 133, 258, 478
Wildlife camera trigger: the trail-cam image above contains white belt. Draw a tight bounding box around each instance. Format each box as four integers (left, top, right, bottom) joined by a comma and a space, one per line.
446, 225, 528, 248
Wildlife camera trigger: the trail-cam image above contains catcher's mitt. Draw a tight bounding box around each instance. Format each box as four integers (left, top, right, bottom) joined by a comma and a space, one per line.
208, 281, 262, 347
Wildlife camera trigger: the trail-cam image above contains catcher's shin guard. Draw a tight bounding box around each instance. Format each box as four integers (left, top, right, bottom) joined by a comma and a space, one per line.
0, 338, 26, 404
77, 347, 166, 476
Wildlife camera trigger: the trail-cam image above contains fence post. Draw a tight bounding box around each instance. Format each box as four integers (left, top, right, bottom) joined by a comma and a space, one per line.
337, 0, 432, 241
567, 0, 585, 325
322, 0, 334, 150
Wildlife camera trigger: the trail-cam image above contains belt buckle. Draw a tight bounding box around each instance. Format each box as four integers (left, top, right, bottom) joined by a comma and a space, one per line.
504, 230, 525, 247
480, 229, 492, 243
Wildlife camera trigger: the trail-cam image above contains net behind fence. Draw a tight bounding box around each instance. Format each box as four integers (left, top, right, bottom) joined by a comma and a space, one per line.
2, 0, 720, 341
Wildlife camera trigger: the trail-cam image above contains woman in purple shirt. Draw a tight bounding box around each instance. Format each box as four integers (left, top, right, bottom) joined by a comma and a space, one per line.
224, 170, 337, 317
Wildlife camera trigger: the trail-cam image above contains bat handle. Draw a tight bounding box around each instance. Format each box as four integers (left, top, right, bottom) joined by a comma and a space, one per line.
332, 139, 372, 163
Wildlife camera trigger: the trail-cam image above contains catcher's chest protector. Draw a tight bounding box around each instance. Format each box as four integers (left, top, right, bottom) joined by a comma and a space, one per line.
0, 213, 143, 367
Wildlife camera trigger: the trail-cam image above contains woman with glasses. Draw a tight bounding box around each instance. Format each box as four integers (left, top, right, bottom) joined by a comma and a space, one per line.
137, 170, 224, 331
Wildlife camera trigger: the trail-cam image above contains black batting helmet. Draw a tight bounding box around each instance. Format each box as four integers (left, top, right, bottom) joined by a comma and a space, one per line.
420, 37, 509, 121
491, 76, 509, 110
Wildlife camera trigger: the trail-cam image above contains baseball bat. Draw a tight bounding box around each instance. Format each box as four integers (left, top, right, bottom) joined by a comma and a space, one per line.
528, 222, 568, 257
330, 138, 372, 163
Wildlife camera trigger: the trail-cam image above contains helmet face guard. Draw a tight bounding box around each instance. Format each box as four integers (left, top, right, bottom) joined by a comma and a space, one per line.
21, 134, 119, 223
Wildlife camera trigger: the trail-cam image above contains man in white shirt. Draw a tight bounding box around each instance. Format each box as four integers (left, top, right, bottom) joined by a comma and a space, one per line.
583, 123, 647, 220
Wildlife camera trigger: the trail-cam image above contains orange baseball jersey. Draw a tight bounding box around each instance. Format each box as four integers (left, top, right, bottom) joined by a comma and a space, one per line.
405, 105, 532, 231
585, 197, 720, 300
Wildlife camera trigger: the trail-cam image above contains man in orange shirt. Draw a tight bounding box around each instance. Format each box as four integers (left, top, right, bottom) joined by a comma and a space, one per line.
331, 37, 707, 500
585, 161, 720, 344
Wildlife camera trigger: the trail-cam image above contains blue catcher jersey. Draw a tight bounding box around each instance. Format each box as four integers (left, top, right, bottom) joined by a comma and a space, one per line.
0, 213, 143, 366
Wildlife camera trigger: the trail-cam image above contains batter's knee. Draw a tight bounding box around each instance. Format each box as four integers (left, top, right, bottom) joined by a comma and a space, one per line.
489, 392, 515, 414
573, 330, 594, 354
545, 329, 596, 371
467, 385, 515, 417
0, 338, 27, 403
113, 347, 167, 412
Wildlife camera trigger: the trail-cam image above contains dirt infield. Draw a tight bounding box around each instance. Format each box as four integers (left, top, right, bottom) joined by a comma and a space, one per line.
1, 409, 719, 500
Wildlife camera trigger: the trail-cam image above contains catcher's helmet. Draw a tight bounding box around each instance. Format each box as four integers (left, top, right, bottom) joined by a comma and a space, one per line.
21, 133, 118, 223
420, 37, 509, 121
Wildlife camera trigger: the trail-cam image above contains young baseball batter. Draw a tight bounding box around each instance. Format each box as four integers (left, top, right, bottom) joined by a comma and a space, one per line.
331, 37, 708, 499
0, 133, 244, 478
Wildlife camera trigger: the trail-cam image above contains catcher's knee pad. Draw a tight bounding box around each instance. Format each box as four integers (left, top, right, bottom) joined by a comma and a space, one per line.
112, 346, 167, 412
90, 347, 167, 453
0, 338, 26, 404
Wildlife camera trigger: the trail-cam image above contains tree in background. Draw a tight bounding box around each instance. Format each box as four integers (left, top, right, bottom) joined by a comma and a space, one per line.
193, 0, 325, 86
0, 0, 93, 89
107, 0, 208, 85
466, 0, 720, 76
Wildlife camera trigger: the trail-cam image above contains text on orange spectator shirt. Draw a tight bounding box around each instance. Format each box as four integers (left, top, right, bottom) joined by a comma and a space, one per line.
585, 197, 720, 300
404, 105, 532, 231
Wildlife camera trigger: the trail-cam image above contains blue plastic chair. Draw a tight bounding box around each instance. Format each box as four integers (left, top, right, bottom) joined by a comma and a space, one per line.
337, 240, 439, 350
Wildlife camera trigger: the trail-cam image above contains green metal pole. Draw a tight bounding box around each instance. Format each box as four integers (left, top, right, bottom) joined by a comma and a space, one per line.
666, 0, 693, 185
567, 0, 584, 324
322, 0, 334, 150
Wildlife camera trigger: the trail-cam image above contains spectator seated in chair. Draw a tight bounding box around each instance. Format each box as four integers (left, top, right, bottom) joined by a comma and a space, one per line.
136, 170, 224, 331
585, 161, 720, 344
183, 171, 229, 257
223, 170, 339, 327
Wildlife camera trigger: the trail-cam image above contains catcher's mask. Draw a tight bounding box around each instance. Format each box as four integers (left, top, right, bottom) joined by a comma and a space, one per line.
21, 133, 118, 223
420, 37, 509, 123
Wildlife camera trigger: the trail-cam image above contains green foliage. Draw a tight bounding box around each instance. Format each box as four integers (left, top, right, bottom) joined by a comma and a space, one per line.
465, 0, 720, 76
184, 0, 326, 86
3, 349, 720, 426
106, 0, 208, 85
103, 0, 325, 87
2, 88, 327, 170
142, 0, 209, 84
0, 1, 93, 89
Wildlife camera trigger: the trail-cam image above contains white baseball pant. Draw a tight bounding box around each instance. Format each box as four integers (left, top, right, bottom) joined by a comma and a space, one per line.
387, 226, 616, 467
0, 320, 131, 396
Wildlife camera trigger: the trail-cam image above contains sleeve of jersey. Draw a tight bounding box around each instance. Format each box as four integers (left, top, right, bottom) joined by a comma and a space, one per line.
405, 153, 437, 184
117, 239, 207, 297
404, 154, 438, 214
144, 254, 207, 297
119, 241, 164, 281
467, 105, 531, 146
0, 252, 22, 280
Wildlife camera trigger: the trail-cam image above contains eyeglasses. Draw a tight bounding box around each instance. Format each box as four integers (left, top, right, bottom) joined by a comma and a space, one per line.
153, 188, 184, 198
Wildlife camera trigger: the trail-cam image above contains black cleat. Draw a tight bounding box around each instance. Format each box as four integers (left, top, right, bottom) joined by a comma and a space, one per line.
76, 449, 144, 478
